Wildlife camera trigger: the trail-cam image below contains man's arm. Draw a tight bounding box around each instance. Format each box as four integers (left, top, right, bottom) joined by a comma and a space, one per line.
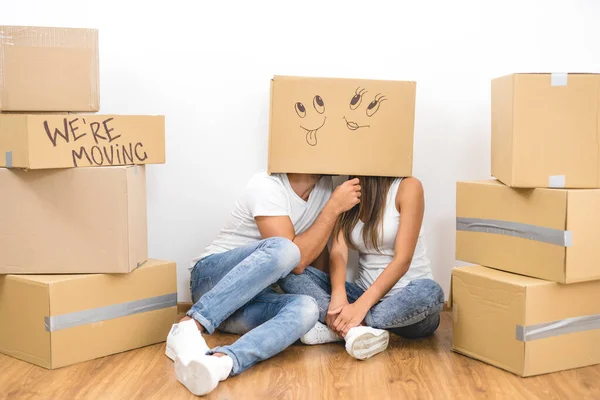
256, 178, 361, 274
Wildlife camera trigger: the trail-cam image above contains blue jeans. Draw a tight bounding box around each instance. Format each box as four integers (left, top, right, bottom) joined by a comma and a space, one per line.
279, 266, 444, 338
187, 237, 319, 375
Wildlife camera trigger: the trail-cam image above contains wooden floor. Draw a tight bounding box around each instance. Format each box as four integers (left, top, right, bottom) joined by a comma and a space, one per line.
2, 312, 599, 400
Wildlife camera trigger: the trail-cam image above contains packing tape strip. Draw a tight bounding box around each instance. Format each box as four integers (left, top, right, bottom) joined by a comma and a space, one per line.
456, 217, 572, 247
5, 151, 12, 168
44, 292, 177, 332
551, 72, 568, 87
549, 175, 566, 188
516, 313, 600, 342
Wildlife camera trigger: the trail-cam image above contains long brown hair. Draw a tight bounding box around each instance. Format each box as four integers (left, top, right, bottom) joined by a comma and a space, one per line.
333, 176, 396, 252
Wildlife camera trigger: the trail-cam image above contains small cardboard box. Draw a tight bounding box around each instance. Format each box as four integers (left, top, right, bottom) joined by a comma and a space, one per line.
268, 76, 416, 177
491, 73, 600, 188
456, 180, 600, 283
451, 265, 600, 377
0, 114, 165, 169
0, 259, 177, 369
0, 166, 147, 274
0, 26, 99, 112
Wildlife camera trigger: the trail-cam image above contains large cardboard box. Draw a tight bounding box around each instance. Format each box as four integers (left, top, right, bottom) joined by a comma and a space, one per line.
451, 265, 600, 377
0, 114, 165, 169
0, 259, 177, 369
492, 73, 600, 188
268, 76, 416, 177
0, 26, 99, 112
0, 166, 147, 274
456, 180, 600, 283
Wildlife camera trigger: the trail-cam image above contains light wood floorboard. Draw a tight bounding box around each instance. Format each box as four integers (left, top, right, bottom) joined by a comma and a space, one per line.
1, 312, 599, 399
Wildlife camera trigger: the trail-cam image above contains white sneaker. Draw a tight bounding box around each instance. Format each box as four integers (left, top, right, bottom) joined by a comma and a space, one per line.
166, 319, 210, 361
344, 326, 389, 360
301, 321, 343, 345
175, 354, 233, 396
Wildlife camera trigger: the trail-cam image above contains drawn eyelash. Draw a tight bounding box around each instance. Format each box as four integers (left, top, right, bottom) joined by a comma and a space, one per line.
355, 86, 368, 96
375, 93, 388, 103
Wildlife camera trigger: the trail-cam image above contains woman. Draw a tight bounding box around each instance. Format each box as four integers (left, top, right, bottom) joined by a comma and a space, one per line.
280, 176, 444, 360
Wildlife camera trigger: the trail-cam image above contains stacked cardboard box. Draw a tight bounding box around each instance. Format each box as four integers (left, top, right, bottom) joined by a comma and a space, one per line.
0, 26, 176, 369
452, 73, 600, 376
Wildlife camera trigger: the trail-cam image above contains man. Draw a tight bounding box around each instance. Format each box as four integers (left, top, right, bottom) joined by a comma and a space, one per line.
166, 172, 360, 396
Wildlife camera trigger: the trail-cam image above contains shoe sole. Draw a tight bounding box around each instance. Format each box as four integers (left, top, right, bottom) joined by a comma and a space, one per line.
175, 357, 219, 396
348, 331, 390, 360
165, 346, 176, 361
301, 336, 344, 345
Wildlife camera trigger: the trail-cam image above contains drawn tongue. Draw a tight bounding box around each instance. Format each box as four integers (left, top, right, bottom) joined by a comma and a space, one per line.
306, 130, 318, 146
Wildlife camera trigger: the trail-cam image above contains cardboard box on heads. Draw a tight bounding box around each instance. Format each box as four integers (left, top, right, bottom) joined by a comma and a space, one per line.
268, 76, 416, 177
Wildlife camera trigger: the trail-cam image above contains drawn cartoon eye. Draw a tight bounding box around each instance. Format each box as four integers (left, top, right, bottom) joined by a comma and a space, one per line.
350, 87, 367, 110
313, 95, 325, 114
295, 102, 306, 118
366, 94, 387, 117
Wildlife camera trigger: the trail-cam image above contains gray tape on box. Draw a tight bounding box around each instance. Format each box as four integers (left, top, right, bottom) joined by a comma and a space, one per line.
516, 313, 600, 342
456, 217, 572, 247
5, 151, 12, 168
551, 73, 568, 87
44, 293, 177, 332
549, 175, 566, 188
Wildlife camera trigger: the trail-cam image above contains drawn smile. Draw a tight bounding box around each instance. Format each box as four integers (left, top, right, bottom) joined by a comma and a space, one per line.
343, 116, 370, 131
300, 117, 327, 146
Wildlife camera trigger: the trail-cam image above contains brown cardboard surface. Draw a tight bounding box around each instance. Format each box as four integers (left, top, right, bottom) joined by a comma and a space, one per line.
491, 73, 600, 188
268, 75, 416, 177
452, 266, 600, 377
0, 114, 165, 169
0, 166, 148, 274
491, 74, 514, 184
0, 275, 51, 368
456, 180, 600, 283
0, 26, 99, 112
0, 259, 177, 369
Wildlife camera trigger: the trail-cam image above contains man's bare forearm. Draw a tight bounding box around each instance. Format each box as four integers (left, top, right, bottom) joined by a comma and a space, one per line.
291, 203, 339, 274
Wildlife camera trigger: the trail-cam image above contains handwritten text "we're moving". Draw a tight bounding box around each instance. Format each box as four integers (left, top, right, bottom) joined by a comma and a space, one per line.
43, 117, 149, 167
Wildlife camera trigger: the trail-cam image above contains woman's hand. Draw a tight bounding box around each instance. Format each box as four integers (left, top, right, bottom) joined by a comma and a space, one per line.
326, 293, 349, 330
332, 302, 369, 337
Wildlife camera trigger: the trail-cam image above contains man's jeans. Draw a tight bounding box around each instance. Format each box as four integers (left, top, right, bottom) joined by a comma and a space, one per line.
279, 266, 444, 338
187, 237, 319, 375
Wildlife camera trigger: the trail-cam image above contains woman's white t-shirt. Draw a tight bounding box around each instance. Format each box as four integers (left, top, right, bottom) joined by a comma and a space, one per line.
351, 178, 432, 298
193, 172, 333, 264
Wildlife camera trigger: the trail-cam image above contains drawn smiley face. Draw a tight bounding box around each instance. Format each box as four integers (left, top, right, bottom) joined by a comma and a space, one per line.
294, 95, 327, 146
344, 87, 387, 131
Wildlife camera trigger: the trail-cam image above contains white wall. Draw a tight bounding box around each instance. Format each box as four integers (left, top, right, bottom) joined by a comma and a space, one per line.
4, 0, 600, 301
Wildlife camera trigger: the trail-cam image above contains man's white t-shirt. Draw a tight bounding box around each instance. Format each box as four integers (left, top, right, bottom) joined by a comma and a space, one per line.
193, 172, 333, 264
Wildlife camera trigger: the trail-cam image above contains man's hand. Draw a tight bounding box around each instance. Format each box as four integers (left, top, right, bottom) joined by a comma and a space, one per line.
325, 293, 349, 330
332, 301, 369, 337
329, 178, 361, 214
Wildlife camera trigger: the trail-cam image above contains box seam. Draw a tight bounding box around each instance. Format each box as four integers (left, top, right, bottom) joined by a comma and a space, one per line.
47, 281, 54, 368
521, 285, 528, 376
267, 78, 275, 175
510, 74, 516, 185
125, 167, 132, 272
563, 192, 569, 280
596, 76, 600, 187
25, 115, 31, 169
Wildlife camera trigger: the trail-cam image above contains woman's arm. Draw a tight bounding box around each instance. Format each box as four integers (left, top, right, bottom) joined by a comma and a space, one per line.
333, 178, 424, 335
326, 231, 350, 328
312, 246, 330, 273
355, 177, 424, 310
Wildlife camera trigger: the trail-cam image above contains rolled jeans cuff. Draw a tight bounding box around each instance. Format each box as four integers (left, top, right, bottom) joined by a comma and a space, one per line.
186, 308, 216, 334
208, 346, 240, 376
